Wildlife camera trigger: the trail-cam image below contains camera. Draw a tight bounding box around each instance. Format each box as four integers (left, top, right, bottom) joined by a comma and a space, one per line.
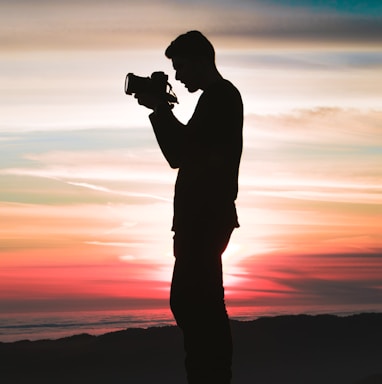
125, 71, 178, 105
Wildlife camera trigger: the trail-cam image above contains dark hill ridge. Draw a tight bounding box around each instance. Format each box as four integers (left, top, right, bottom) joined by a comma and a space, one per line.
1, 313, 381, 384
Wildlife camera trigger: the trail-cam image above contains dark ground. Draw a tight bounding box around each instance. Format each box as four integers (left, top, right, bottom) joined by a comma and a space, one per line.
1, 313, 382, 384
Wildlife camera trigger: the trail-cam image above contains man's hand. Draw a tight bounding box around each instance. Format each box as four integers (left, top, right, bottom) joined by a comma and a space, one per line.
134, 92, 163, 110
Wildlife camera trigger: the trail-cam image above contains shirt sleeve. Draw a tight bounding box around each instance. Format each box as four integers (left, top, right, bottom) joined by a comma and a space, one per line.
149, 104, 185, 169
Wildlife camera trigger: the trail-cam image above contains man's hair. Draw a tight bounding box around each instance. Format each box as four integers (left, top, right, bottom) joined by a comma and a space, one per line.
165, 31, 215, 63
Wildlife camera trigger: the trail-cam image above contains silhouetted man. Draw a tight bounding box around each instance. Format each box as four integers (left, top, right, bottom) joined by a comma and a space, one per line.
133, 31, 243, 384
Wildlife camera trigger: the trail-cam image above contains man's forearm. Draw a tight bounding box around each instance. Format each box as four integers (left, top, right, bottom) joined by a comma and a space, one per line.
149, 105, 185, 169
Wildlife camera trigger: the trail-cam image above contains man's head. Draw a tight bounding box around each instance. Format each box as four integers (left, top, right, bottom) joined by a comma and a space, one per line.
165, 31, 218, 93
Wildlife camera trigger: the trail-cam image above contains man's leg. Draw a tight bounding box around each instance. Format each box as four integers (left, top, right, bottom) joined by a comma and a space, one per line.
170, 225, 233, 384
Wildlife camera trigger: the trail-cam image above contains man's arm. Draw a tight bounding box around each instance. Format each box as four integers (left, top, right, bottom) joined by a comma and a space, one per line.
149, 104, 185, 169
133, 93, 185, 169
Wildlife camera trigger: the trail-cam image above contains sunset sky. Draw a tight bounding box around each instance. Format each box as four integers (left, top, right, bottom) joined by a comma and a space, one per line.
1, 0, 381, 316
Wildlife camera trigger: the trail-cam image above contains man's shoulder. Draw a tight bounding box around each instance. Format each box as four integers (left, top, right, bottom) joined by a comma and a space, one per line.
204, 79, 242, 104
209, 78, 239, 93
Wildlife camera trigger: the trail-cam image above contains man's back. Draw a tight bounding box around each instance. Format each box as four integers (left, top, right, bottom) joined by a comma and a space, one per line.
173, 78, 243, 231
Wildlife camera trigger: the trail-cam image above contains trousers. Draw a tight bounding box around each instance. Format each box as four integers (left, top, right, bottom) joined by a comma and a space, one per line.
170, 224, 234, 384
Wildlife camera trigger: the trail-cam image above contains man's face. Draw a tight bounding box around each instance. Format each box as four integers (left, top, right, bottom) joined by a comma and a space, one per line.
172, 57, 201, 93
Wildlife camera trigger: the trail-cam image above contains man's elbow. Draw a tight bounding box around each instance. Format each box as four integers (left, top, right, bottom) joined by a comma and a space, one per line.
164, 152, 180, 169
169, 160, 180, 169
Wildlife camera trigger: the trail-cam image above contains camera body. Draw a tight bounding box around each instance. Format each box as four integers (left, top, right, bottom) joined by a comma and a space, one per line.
125, 71, 178, 105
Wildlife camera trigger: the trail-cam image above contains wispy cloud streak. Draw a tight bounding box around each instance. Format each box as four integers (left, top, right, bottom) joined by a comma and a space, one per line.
1, 0, 381, 51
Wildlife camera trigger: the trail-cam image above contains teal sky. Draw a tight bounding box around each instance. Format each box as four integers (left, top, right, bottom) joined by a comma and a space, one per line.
261, 0, 382, 14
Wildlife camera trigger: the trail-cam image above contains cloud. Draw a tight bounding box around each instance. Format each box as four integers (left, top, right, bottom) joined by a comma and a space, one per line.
221, 51, 382, 71
1, 144, 174, 187
246, 108, 382, 145
66, 181, 171, 202
273, 263, 382, 305
241, 108, 382, 201
230, 251, 382, 309
1, 0, 381, 51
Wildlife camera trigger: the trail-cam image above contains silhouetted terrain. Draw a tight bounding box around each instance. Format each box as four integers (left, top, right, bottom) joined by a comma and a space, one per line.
1, 313, 382, 384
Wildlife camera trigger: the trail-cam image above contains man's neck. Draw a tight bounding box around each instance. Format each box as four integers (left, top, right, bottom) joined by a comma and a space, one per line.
200, 67, 223, 91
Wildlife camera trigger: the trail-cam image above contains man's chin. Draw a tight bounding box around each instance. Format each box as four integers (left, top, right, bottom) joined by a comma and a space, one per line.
186, 85, 199, 93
